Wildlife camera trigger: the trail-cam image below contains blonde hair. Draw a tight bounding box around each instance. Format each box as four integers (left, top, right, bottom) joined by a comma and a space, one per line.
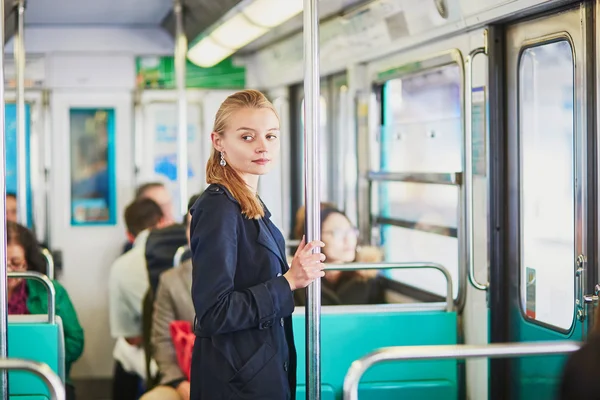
206, 89, 279, 219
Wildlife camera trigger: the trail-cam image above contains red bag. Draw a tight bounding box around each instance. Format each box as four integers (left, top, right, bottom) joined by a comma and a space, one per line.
169, 320, 194, 380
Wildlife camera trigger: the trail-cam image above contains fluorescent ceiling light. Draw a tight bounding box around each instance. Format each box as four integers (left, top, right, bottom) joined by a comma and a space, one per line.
187, 0, 304, 68
211, 13, 267, 49
243, 0, 304, 28
187, 37, 233, 68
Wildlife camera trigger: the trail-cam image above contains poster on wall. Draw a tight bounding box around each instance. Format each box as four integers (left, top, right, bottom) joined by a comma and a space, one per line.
70, 109, 116, 225
5, 103, 32, 226
144, 103, 204, 218
136, 56, 245, 90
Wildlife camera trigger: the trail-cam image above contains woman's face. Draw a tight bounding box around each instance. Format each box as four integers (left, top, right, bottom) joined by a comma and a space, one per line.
212, 107, 280, 180
321, 213, 358, 264
7, 242, 27, 292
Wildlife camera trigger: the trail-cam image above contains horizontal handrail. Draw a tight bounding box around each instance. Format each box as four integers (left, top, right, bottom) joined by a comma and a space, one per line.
324, 262, 453, 312
8, 271, 55, 324
368, 171, 462, 186
0, 358, 64, 400
41, 248, 54, 280
343, 341, 581, 400
286, 239, 301, 248
173, 245, 189, 267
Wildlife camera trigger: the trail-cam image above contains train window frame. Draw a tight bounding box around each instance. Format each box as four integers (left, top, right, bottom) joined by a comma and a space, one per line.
368, 49, 465, 306
517, 37, 577, 334
69, 108, 117, 226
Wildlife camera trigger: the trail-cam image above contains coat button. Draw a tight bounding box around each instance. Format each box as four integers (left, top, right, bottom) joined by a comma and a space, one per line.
261, 320, 272, 329
284, 361, 289, 372
280, 318, 284, 327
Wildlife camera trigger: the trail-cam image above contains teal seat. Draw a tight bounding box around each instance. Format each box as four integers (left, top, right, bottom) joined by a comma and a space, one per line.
293, 303, 458, 400
8, 315, 64, 398
297, 385, 336, 399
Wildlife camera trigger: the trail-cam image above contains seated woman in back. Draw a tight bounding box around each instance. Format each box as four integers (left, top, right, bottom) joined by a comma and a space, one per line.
559, 304, 600, 400
6, 221, 84, 400
293, 203, 386, 306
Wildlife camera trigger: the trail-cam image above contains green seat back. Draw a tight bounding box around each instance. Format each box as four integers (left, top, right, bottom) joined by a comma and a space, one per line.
8, 315, 63, 397
293, 304, 458, 400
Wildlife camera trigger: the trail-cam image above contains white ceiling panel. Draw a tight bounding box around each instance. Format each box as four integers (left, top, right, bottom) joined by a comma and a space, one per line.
24, 0, 173, 25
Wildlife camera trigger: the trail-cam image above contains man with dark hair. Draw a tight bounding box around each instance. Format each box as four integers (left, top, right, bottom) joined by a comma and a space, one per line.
123, 199, 165, 244
6, 192, 17, 223
109, 198, 167, 400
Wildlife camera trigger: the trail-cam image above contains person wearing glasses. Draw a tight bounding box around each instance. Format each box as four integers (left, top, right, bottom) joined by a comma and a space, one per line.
293, 203, 386, 306
6, 221, 84, 400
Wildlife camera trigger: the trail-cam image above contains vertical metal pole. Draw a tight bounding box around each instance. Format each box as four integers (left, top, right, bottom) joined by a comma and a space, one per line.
174, 0, 188, 216
42, 89, 51, 247
0, 0, 9, 395
303, 0, 321, 398
15, 0, 27, 226
133, 91, 143, 188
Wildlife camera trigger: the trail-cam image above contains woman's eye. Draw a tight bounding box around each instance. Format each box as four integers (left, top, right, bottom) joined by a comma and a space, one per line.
267, 134, 278, 140
242, 135, 253, 141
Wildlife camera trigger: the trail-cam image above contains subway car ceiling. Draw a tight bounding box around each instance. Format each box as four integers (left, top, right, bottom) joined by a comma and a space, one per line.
1, 0, 372, 53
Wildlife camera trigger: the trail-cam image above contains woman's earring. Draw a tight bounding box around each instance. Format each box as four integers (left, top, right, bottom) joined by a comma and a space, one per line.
220, 152, 227, 167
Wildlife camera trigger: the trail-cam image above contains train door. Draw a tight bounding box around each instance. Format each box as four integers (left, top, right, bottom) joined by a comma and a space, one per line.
496, 4, 592, 398
137, 91, 204, 218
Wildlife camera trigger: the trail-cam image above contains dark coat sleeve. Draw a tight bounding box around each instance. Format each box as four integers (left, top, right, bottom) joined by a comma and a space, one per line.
190, 195, 294, 336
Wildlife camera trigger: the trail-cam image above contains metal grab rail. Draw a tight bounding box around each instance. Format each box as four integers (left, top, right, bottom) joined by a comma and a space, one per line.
8, 271, 56, 324
367, 171, 462, 186
173, 245, 189, 267
343, 341, 581, 400
323, 262, 454, 312
465, 45, 489, 291
41, 248, 55, 280
0, 358, 65, 400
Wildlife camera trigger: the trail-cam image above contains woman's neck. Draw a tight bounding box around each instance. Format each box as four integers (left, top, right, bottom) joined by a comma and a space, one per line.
240, 173, 259, 193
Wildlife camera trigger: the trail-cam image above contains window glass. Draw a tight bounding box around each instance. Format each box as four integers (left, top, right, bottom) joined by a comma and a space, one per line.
378, 63, 461, 299
379, 64, 461, 173
519, 40, 575, 330
300, 96, 329, 200
70, 109, 116, 225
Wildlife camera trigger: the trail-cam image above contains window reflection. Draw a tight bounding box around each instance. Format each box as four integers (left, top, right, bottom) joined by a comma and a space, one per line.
519, 40, 575, 330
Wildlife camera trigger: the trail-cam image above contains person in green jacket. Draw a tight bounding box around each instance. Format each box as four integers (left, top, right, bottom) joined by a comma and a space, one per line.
6, 221, 84, 400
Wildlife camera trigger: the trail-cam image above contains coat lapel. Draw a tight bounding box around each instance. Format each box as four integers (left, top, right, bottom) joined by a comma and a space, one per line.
256, 218, 286, 268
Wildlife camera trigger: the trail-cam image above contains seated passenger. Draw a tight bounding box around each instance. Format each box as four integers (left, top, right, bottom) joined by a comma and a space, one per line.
122, 182, 175, 254
6, 192, 17, 222
559, 305, 600, 399
293, 203, 386, 306
6, 221, 84, 400
141, 194, 200, 400
109, 198, 167, 400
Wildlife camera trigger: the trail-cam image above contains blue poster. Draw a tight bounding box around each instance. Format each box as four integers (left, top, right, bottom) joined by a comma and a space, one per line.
5, 103, 32, 226
70, 109, 116, 226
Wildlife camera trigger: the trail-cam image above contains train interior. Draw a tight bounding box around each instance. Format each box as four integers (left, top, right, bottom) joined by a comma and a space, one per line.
0, 0, 596, 399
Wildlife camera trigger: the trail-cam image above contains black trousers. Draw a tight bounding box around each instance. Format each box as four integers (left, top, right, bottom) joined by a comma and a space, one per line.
66, 383, 76, 400
112, 361, 142, 400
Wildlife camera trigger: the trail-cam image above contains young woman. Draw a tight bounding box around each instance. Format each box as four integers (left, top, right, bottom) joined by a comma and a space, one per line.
189, 89, 325, 400
293, 203, 386, 306
6, 221, 84, 400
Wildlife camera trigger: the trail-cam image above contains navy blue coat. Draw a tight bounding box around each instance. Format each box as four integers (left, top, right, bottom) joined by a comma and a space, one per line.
189, 184, 297, 400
